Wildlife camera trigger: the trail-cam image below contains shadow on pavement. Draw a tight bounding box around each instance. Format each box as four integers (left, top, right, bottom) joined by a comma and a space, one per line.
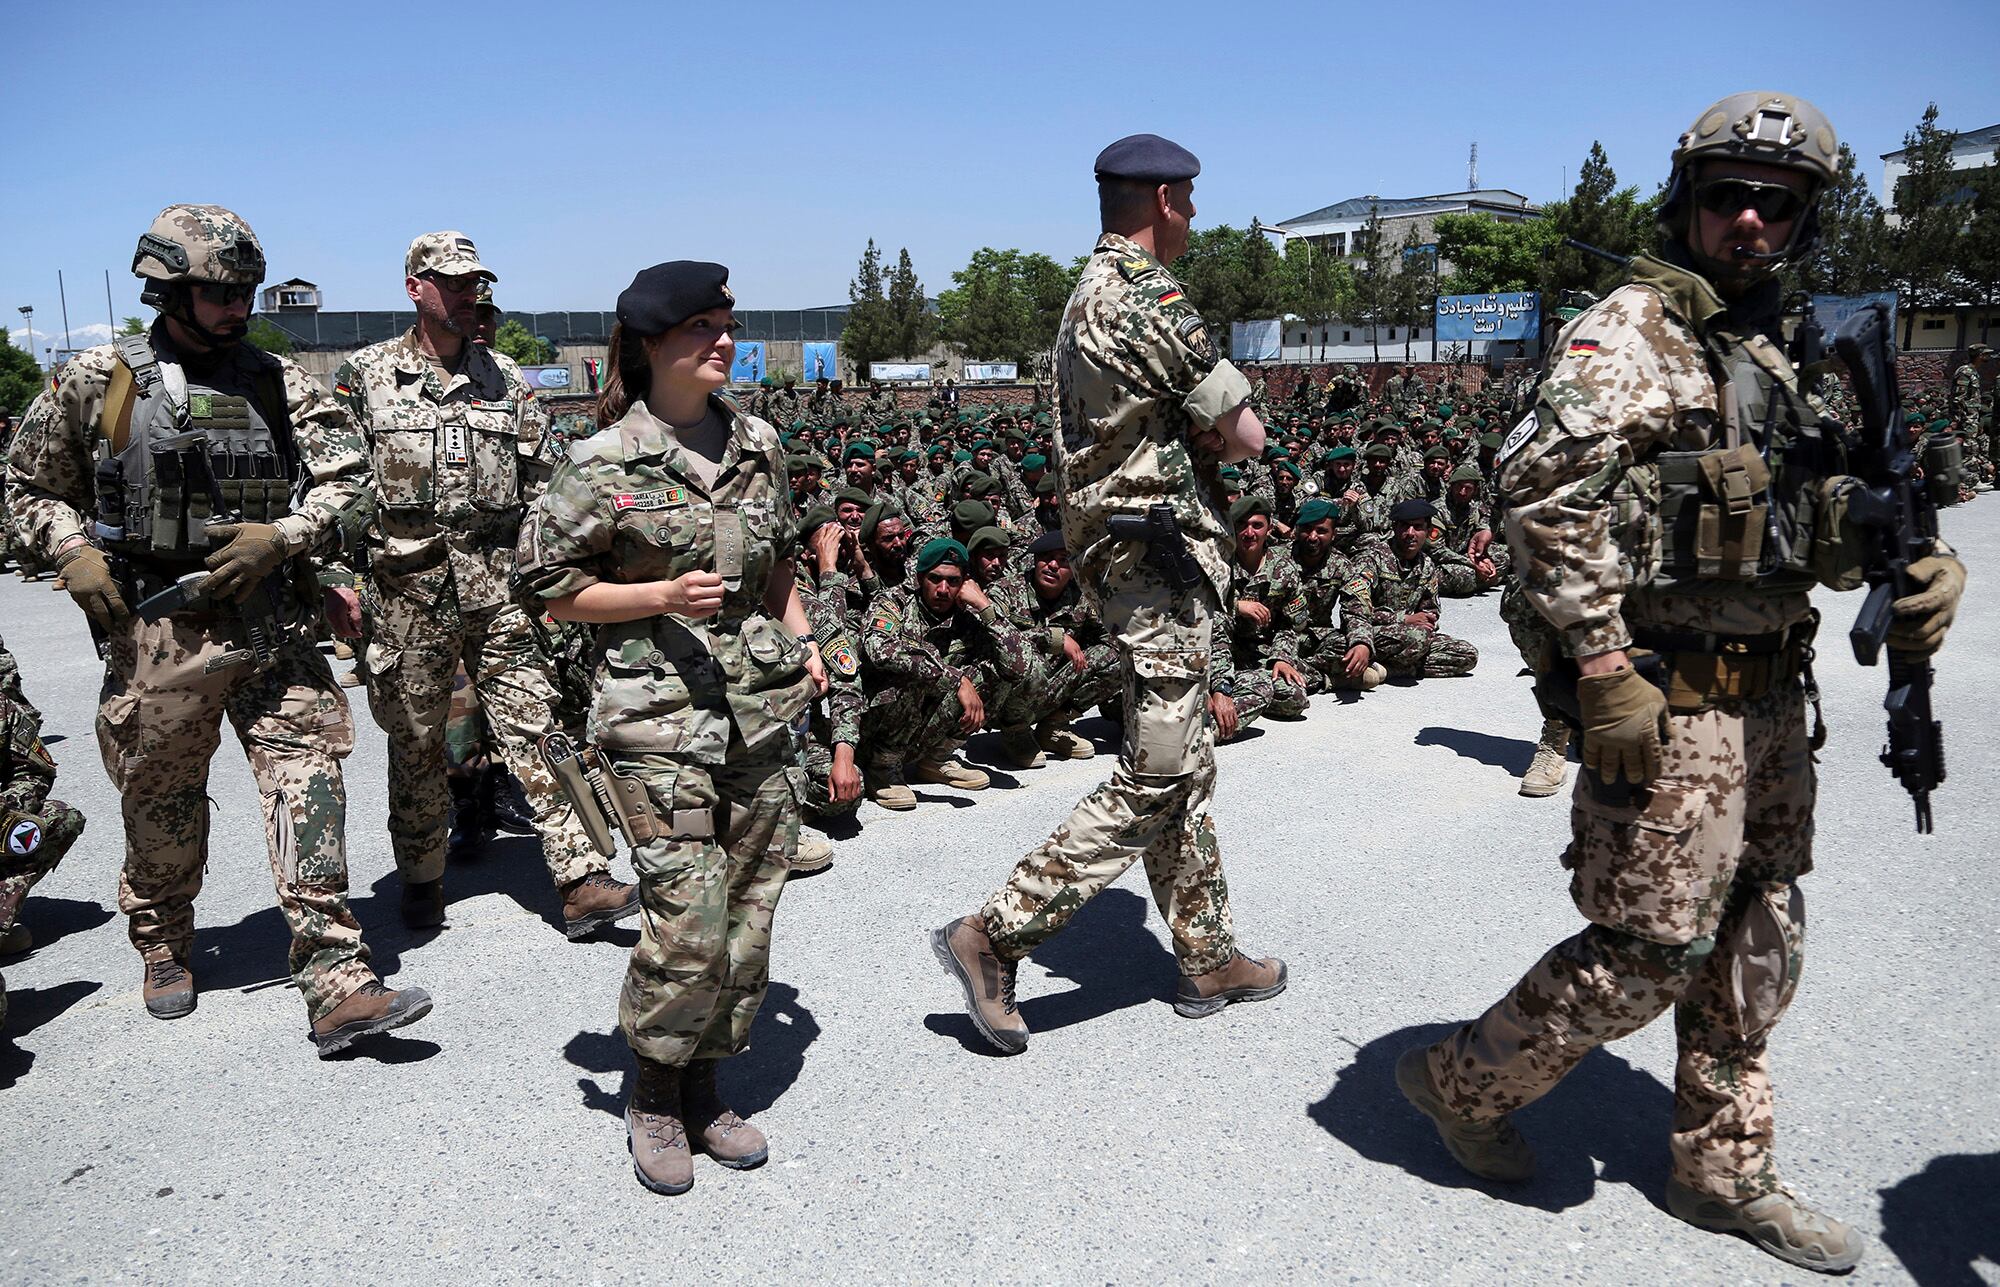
18, 896, 116, 948
925, 888, 1174, 1054
1878, 1151, 2000, 1286
1414, 726, 1538, 777
0, 980, 102, 1088
1309, 1021, 1673, 1214
563, 981, 818, 1121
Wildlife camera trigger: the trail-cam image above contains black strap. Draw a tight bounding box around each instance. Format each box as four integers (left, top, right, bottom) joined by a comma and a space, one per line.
1629, 624, 1792, 656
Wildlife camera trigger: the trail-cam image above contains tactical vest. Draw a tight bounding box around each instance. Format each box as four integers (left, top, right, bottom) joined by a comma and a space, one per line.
97, 335, 295, 572
1618, 258, 1841, 598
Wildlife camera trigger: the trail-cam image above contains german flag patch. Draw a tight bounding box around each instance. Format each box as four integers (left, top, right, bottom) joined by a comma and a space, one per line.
1157, 289, 1184, 306
1567, 339, 1600, 355
334, 382, 352, 397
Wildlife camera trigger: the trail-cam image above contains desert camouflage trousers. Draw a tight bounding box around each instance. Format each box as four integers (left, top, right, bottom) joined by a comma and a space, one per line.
1428, 681, 1815, 1200
361, 589, 599, 887
983, 566, 1235, 977
1373, 624, 1478, 678
615, 751, 802, 1066
96, 610, 376, 1021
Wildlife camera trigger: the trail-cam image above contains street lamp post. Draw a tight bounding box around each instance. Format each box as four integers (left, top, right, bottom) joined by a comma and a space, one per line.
16, 305, 33, 368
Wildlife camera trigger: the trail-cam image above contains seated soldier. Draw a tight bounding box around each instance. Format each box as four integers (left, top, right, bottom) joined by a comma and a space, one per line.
1289, 498, 1366, 693
983, 528, 1118, 768
1337, 498, 1479, 683
965, 527, 1051, 769
1432, 464, 1505, 598
792, 509, 865, 864
1224, 496, 1310, 724
0, 637, 87, 1028
859, 503, 916, 590
859, 538, 1033, 807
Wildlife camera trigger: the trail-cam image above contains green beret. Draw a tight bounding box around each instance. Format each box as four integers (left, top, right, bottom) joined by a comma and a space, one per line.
1438, 404, 1455, 418
966, 526, 1010, 556
832, 486, 872, 508
895, 449, 918, 462
1218, 466, 1243, 482
784, 453, 811, 472
1034, 411, 1052, 427
1448, 464, 1483, 484
1364, 444, 1395, 461
950, 499, 996, 532
1928, 417, 1950, 431
843, 441, 877, 463
1478, 432, 1503, 450
1001, 428, 1026, 443
915, 537, 969, 576
1020, 453, 1048, 471
962, 473, 1002, 499
1035, 476, 1057, 496
1295, 498, 1338, 526
1274, 460, 1301, 478
1228, 494, 1271, 526
1423, 446, 1449, 461
798, 505, 836, 536
927, 442, 948, 457
1323, 445, 1357, 462
951, 450, 973, 463
970, 438, 995, 452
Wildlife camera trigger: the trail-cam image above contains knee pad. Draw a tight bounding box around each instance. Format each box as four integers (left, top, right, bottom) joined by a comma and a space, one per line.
1719, 882, 1805, 1043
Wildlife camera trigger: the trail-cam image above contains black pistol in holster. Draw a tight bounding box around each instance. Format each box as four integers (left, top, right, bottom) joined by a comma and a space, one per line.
1106, 503, 1202, 592
539, 732, 662, 857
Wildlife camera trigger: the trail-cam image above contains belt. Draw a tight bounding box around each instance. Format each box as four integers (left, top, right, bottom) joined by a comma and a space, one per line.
1629, 624, 1793, 656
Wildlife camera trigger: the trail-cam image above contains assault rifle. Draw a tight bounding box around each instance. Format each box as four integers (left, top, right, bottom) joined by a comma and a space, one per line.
1834, 301, 1945, 833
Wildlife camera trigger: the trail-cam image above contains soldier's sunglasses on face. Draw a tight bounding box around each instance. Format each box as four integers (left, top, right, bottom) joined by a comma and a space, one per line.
1694, 178, 1807, 223
194, 283, 256, 306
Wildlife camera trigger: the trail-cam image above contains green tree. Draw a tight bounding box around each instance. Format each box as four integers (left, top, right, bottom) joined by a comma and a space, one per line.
1889, 103, 1967, 346
245, 316, 294, 356
1791, 142, 1891, 298
935, 248, 1081, 367
1175, 224, 1286, 328
1349, 204, 1391, 364
1432, 212, 1560, 294
490, 319, 552, 365
1544, 142, 1658, 301
0, 332, 42, 416
1280, 236, 1353, 361
884, 247, 935, 360
842, 238, 896, 376
1390, 225, 1437, 361
118, 316, 145, 336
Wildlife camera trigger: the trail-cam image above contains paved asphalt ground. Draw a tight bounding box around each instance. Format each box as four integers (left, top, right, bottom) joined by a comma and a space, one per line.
2, 501, 1996, 1286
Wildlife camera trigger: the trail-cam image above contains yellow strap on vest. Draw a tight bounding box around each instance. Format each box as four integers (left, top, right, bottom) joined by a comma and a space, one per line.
101, 357, 137, 454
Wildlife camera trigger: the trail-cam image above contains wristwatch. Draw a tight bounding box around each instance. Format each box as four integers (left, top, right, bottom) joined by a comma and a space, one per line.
796, 632, 818, 645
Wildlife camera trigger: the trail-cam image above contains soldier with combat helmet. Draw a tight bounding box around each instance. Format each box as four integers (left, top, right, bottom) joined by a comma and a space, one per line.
6, 204, 432, 1055
1395, 94, 1967, 1273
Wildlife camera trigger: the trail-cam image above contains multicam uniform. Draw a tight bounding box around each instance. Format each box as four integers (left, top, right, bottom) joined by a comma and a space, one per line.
519, 395, 814, 1066
980, 231, 1251, 977
7, 325, 382, 1022
1424, 252, 1898, 1202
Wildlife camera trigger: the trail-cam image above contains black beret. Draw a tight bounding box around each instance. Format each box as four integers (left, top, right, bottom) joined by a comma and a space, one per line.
616, 260, 733, 336
1388, 498, 1435, 525
1093, 133, 1201, 184
1029, 528, 1067, 555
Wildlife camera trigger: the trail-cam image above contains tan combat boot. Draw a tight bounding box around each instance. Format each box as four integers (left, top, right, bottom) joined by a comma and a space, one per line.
561, 870, 640, 940
1362, 663, 1388, 690
681, 1060, 769, 1169
1036, 716, 1095, 760
1519, 717, 1571, 798
310, 980, 433, 1057
628, 1057, 694, 1195
140, 945, 196, 1020
910, 742, 989, 791
338, 668, 364, 688
1395, 1045, 1536, 1182
864, 763, 917, 811
791, 833, 834, 875
1174, 950, 1288, 1017
998, 726, 1046, 769
930, 915, 1028, 1054
1666, 1181, 1865, 1274
332, 639, 354, 660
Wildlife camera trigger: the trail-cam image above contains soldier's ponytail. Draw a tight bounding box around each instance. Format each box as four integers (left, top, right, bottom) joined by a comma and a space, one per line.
597, 323, 653, 425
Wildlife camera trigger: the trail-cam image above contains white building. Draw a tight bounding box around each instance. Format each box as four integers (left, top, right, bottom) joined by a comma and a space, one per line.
1269, 189, 1539, 265
1880, 122, 1998, 221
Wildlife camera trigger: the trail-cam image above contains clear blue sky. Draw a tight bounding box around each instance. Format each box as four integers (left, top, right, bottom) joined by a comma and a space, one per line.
4, 0, 1995, 357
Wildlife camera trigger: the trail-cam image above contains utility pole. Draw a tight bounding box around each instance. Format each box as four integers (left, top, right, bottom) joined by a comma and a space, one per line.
104, 269, 115, 333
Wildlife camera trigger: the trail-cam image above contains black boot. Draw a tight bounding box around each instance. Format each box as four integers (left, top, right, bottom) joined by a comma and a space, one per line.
485, 766, 537, 836
446, 775, 493, 862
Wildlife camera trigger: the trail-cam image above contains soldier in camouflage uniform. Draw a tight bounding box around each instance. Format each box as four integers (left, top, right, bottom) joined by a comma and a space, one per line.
1951, 344, 1991, 490
330, 232, 636, 939
932, 135, 1286, 1055
794, 512, 863, 849
1431, 464, 1506, 597
1338, 498, 1478, 680
1017, 527, 1119, 758
519, 261, 827, 1196
1399, 94, 1968, 1274
0, 636, 86, 1031
1288, 498, 1370, 692
6, 205, 429, 1054
1222, 495, 1309, 724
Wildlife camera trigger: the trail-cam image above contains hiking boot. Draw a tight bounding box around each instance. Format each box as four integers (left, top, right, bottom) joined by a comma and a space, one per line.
1036, 717, 1095, 760
865, 765, 917, 811
930, 915, 1028, 1055
446, 776, 492, 862
401, 877, 446, 929
562, 871, 640, 940
1394, 1045, 1536, 1182
1666, 1181, 1864, 1274
910, 756, 989, 791
310, 980, 433, 1057
332, 639, 354, 660
1519, 717, 1571, 798
140, 945, 196, 1020
682, 1060, 769, 1169
1174, 950, 1288, 1017
338, 667, 364, 688
998, 726, 1046, 769
791, 833, 834, 875
1362, 663, 1388, 690
628, 1058, 694, 1195
485, 768, 538, 836
0, 923, 29, 957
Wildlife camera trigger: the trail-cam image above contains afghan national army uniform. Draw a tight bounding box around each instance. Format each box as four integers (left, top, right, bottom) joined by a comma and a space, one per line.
1338, 540, 1478, 678
859, 581, 1034, 770
332, 323, 606, 901
1223, 543, 1310, 722
1951, 356, 1991, 489
0, 635, 86, 1030
797, 569, 864, 819
1290, 545, 1352, 694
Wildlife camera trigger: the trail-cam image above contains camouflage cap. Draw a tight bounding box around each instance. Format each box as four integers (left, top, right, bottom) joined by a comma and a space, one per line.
405, 231, 497, 282
132, 204, 266, 285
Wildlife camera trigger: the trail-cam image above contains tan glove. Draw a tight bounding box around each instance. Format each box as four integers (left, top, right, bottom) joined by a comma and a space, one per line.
1887, 555, 1966, 655
202, 522, 290, 603
55, 543, 131, 632
1577, 662, 1668, 787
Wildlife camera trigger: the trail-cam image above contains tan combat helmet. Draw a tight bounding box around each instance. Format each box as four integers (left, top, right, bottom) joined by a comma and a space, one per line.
1671, 91, 1840, 186
132, 204, 267, 289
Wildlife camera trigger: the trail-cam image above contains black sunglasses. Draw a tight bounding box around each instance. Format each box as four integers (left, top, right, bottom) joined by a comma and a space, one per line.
1694, 178, 1807, 223
193, 282, 256, 306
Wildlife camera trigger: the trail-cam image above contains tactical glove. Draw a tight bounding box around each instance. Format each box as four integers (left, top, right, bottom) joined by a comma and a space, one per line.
1887, 555, 1966, 655
55, 543, 131, 632
202, 522, 290, 604
1577, 661, 1668, 787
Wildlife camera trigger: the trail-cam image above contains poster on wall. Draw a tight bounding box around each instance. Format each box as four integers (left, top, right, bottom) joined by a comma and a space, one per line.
961, 362, 1018, 381
869, 362, 932, 382
1435, 292, 1540, 342
1811, 292, 1898, 339
801, 342, 839, 382
1230, 319, 1281, 360
730, 340, 765, 384
518, 365, 572, 390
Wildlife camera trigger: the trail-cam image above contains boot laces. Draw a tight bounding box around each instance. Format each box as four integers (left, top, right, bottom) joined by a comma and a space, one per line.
146, 956, 187, 988
636, 1112, 687, 1154
999, 961, 1019, 1015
